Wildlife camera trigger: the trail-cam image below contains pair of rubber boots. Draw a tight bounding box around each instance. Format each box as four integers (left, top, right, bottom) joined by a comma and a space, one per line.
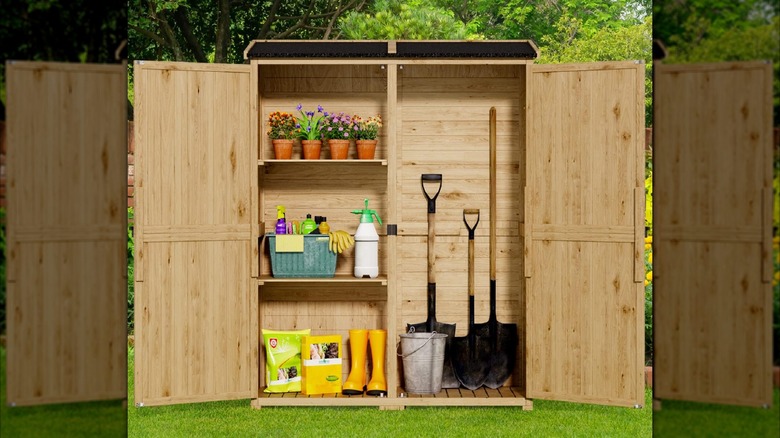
342, 329, 386, 396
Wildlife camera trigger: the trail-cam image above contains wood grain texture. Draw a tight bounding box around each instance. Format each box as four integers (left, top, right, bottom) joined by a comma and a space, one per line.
5, 62, 127, 405
525, 62, 645, 407
134, 62, 256, 406
654, 62, 773, 407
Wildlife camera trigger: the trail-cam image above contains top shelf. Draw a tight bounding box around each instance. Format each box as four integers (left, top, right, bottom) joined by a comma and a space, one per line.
259, 159, 388, 166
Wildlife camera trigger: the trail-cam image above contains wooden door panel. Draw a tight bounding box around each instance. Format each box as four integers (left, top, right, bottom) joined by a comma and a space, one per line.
135, 241, 254, 405
527, 240, 642, 405
525, 62, 645, 407
133, 62, 255, 406
6, 62, 127, 406
654, 62, 773, 407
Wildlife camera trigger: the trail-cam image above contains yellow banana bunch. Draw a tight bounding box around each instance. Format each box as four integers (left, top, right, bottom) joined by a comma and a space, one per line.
327, 230, 355, 254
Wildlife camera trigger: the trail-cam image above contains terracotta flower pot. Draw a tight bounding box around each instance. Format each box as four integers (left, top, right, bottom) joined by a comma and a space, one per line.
301, 140, 322, 160
356, 139, 377, 160
272, 139, 293, 159
328, 139, 350, 159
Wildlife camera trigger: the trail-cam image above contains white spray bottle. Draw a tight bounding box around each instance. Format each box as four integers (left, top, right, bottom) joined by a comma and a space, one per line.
351, 198, 382, 278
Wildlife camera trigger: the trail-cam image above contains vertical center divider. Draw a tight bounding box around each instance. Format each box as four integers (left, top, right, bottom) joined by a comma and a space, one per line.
385, 62, 400, 406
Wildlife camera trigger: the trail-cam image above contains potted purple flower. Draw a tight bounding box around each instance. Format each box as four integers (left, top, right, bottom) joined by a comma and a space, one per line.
295, 104, 326, 159
320, 112, 358, 159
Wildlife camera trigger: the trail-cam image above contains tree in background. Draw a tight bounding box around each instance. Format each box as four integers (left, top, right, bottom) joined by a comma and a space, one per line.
0, 0, 126, 119
129, 0, 369, 64
654, 0, 779, 124
338, 0, 468, 39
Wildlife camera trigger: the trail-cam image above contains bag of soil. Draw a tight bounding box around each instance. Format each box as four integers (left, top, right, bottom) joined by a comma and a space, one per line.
262, 329, 311, 393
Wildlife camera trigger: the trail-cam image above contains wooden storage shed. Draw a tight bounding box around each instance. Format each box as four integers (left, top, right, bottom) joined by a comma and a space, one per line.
132, 40, 647, 409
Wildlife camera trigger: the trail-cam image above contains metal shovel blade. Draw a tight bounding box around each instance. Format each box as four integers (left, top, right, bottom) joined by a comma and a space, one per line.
473, 284, 519, 390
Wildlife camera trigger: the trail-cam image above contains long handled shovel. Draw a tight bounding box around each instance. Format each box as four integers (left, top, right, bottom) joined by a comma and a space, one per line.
407, 174, 458, 389
474, 107, 519, 389
451, 209, 491, 390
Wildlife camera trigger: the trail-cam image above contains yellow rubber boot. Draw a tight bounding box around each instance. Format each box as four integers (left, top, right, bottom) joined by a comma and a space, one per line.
366, 329, 387, 396
342, 329, 368, 395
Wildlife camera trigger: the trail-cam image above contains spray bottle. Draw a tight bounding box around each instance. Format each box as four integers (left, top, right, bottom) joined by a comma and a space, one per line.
351, 198, 382, 278
275, 205, 287, 235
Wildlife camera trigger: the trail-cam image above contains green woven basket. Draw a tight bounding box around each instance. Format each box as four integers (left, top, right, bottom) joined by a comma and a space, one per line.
266, 234, 337, 278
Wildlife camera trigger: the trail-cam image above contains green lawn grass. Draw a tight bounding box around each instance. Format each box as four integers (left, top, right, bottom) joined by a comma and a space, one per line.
0, 346, 126, 437
126, 346, 653, 437
2, 345, 778, 437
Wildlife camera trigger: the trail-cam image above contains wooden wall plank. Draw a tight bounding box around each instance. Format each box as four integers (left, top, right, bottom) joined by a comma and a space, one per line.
396, 64, 525, 386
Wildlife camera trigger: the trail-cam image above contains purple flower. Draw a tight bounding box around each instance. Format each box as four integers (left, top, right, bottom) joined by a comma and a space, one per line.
295, 123, 301, 128
317, 105, 323, 112
307, 126, 312, 132
306, 111, 314, 117
296, 103, 303, 111
354, 125, 359, 130
334, 117, 340, 122
343, 132, 349, 138
324, 112, 329, 117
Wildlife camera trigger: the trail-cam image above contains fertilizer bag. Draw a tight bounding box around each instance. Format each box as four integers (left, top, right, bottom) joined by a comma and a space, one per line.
262, 329, 311, 393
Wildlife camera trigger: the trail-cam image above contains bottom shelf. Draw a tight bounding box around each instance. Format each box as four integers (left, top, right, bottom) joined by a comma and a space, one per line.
251, 387, 532, 409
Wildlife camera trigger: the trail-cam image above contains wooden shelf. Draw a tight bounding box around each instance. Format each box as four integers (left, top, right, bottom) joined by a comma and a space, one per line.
259, 159, 388, 166
257, 274, 387, 286
250, 387, 531, 409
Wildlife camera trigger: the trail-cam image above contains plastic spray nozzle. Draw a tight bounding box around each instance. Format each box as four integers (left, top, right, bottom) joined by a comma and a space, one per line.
276, 205, 286, 219
352, 198, 382, 225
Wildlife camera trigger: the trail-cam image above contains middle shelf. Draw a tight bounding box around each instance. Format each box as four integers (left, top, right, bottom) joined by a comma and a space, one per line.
257, 274, 387, 286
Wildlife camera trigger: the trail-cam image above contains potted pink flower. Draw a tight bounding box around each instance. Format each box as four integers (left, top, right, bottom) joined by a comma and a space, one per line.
320, 112, 358, 159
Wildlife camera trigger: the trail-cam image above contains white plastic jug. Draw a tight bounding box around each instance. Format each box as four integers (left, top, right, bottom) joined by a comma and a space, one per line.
352, 198, 382, 278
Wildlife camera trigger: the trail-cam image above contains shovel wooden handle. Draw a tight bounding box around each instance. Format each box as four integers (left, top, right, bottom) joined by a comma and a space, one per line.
422, 174, 442, 284
489, 107, 497, 280
428, 212, 435, 284
463, 208, 480, 298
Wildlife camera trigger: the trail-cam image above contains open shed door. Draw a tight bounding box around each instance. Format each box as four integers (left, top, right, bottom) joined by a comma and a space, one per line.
133, 62, 256, 406
525, 62, 646, 407
654, 62, 773, 407
6, 61, 127, 405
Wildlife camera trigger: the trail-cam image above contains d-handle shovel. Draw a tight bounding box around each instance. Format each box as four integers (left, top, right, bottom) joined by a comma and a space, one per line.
451, 209, 491, 390
407, 174, 459, 389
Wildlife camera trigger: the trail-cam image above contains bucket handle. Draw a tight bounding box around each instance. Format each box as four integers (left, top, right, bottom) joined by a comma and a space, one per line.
396, 331, 439, 358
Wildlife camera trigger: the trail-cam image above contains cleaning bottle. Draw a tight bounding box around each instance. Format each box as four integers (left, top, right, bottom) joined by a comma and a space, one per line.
351, 198, 382, 278
317, 216, 330, 234
275, 205, 287, 235
300, 214, 318, 235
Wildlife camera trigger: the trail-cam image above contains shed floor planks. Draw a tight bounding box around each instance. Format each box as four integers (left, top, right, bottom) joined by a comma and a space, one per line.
251, 387, 532, 408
